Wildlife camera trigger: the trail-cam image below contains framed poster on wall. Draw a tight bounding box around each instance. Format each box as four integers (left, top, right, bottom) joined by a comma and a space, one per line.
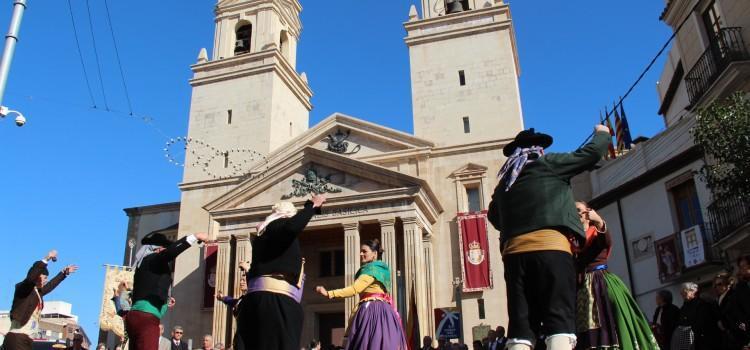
655, 234, 682, 282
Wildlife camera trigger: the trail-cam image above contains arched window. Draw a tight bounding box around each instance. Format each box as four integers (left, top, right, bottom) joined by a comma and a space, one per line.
235, 23, 252, 55
279, 30, 290, 59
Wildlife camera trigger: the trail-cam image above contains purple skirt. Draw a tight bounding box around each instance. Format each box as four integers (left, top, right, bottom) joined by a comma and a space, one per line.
576, 269, 620, 349
345, 299, 407, 350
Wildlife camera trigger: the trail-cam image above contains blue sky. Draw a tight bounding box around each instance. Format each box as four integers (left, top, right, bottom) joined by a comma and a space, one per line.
0, 0, 670, 335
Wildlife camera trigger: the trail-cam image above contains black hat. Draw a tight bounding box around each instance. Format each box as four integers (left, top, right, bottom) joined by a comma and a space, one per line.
141, 232, 173, 247
503, 128, 553, 156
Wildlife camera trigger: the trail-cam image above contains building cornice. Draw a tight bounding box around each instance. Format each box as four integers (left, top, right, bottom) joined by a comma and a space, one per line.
190, 49, 313, 110
123, 202, 180, 217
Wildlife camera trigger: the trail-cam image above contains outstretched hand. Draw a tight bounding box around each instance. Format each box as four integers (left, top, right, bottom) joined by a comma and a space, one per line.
168, 297, 176, 308
194, 232, 209, 242
314, 286, 328, 297
595, 124, 610, 134
311, 194, 327, 208
63, 265, 79, 275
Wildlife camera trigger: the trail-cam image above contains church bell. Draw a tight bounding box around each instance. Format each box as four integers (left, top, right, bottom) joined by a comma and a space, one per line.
446, 0, 465, 14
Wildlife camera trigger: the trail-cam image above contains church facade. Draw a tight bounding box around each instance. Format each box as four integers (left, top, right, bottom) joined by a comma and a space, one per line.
117, 0, 525, 346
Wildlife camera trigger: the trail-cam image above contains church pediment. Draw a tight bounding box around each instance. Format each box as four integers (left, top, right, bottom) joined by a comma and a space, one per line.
259, 113, 435, 168
449, 162, 489, 178
204, 146, 443, 222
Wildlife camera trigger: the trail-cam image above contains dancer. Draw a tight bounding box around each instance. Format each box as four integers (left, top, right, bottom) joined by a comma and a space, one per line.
237, 194, 326, 350
315, 238, 407, 350
488, 126, 610, 350
574, 201, 659, 349
2, 250, 78, 350
125, 231, 207, 350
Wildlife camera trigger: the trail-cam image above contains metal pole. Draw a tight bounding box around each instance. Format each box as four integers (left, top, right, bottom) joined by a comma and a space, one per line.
0, 0, 27, 107
453, 278, 464, 344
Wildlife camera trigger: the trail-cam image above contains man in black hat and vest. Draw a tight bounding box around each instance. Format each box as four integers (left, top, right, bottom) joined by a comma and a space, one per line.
488, 125, 610, 350
2, 250, 78, 350
125, 231, 208, 350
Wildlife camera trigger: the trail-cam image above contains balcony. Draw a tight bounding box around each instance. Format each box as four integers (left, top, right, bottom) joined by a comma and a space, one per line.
685, 27, 750, 106
708, 194, 750, 243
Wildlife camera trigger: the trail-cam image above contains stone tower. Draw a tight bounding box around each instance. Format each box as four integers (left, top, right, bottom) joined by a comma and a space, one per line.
406, 0, 524, 146
183, 0, 312, 183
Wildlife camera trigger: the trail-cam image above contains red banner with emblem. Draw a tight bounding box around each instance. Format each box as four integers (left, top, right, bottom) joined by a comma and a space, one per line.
203, 244, 218, 308
457, 211, 492, 292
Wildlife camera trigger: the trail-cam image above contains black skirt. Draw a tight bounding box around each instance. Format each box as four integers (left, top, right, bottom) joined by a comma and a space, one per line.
236, 291, 303, 350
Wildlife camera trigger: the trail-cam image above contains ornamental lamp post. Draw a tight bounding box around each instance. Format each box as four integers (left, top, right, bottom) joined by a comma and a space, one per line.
452, 276, 464, 344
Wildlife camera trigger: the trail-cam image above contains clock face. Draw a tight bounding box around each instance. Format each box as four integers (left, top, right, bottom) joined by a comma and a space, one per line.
636, 238, 649, 252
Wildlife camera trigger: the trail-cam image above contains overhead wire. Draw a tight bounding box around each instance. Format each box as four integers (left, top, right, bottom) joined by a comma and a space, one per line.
84, 0, 110, 111
579, 1, 704, 148
103, 0, 134, 116
65, 0, 97, 108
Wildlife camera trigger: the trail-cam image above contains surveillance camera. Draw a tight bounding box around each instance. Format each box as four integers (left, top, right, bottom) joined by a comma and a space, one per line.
15, 114, 25, 126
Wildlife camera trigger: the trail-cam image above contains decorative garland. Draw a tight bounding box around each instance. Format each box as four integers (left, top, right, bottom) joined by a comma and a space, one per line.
164, 136, 269, 180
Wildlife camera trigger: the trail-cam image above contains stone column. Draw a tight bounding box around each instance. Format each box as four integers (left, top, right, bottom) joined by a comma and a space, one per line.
229, 234, 251, 347
379, 218, 398, 307
423, 236, 436, 337
403, 217, 429, 338
343, 222, 361, 327
211, 236, 232, 345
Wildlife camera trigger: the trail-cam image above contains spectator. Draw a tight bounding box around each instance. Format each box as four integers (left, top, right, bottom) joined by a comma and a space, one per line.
472, 340, 484, 350
213, 343, 224, 350
67, 333, 87, 350
308, 339, 321, 350
158, 324, 170, 350
421, 336, 433, 350
495, 326, 507, 349
674, 282, 721, 350
197, 335, 213, 350
732, 255, 750, 347
170, 326, 188, 350
652, 289, 679, 350
96, 343, 106, 350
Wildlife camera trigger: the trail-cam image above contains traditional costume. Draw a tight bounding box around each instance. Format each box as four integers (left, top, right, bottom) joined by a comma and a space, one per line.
488, 128, 610, 350
575, 226, 659, 349
2, 260, 69, 350
237, 200, 320, 350
126, 232, 201, 350
325, 260, 407, 350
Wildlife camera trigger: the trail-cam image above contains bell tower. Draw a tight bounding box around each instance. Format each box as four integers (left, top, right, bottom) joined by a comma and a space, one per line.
405, 0, 524, 146
183, 0, 312, 183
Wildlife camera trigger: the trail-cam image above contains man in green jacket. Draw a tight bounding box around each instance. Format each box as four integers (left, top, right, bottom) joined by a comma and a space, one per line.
488, 125, 610, 350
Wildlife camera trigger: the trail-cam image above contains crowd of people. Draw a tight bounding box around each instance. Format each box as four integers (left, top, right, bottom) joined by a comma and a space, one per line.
3, 125, 749, 350
650, 256, 750, 350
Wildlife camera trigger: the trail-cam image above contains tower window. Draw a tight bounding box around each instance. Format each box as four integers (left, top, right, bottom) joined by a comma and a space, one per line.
458, 70, 466, 86
289, 122, 293, 136
235, 23, 252, 55
280, 30, 290, 59
463, 116, 470, 133
227, 110, 233, 125
466, 186, 481, 213
223, 152, 229, 168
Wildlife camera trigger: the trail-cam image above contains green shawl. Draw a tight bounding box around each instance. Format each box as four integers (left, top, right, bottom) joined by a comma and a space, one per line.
355, 260, 391, 293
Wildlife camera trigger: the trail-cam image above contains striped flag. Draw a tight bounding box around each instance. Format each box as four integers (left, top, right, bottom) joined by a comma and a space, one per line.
614, 103, 624, 152
603, 109, 616, 159
620, 102, 633, 150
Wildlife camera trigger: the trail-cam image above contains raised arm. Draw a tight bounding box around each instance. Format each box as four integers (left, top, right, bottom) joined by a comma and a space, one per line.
154, 232, 208, 263
543, 127, 611, 179
40, 265, 77, 296
321, 274, 376, 299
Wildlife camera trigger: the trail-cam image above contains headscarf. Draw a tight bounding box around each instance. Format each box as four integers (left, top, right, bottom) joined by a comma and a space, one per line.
496, 146, 545, 191
356, 260, 392, 293
134, 245, 157, 268
256, 202, 298, 236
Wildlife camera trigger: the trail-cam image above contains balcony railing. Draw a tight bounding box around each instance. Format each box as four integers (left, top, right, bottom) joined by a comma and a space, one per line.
708, 194, 750, 243
685, 27, 750, 105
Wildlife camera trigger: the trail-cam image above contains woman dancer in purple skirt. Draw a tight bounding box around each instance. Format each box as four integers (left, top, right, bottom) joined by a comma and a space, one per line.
315, 239, 407, 350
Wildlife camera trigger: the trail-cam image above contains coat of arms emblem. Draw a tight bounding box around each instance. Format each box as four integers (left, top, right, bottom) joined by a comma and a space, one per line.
467, 240, 485, 265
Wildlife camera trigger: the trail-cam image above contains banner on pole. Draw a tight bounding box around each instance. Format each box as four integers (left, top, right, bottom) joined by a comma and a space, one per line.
203, 243, 219, 308
457, 211, 492, 292
98, 265, 133, 338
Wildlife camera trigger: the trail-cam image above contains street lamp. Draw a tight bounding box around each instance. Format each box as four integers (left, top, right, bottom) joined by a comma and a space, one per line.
0, 105, 25, 126
452, 277, 464, 344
